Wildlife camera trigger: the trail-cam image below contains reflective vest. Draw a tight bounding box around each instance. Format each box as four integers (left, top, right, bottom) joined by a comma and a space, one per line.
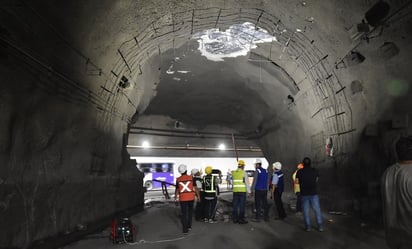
292, 170, 300, 193
232, 169, 246, 193
274, 170, 284, 193
255, 168, 268, 190
177, 174, 195, 201
203, 175, 217, 199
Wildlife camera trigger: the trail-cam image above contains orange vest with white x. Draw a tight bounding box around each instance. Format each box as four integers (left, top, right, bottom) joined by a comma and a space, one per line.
177, 174, 195, 201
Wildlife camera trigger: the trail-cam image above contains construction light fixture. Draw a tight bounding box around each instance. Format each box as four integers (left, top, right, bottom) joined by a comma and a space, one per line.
218, 144, 226, 150
142, 141, 150, 149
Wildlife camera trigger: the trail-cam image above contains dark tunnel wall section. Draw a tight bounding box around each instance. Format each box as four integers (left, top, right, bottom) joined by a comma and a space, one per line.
1, 0, 412, 247
0, 54, 143, 248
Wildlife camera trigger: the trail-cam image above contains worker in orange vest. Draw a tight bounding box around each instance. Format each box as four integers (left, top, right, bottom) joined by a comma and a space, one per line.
175, 164, 200, 234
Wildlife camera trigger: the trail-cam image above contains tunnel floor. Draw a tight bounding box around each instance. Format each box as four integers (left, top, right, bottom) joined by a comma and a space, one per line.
63, 191, 389, 249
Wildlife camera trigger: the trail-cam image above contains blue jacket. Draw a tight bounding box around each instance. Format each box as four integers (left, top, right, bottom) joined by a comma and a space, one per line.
254, 168, 268, 190
274, 170, 284, 193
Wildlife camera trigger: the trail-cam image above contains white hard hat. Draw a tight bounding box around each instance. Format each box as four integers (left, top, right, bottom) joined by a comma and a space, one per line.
191, 168, 199, 175
273, 162, 282, 170
255, 158, 262, 164
178, 164, 187, 174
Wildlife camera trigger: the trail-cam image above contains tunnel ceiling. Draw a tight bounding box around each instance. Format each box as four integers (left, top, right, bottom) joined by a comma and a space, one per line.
10, 1, 345, 127
143, 39, 292, 133
2, 0, 411, 157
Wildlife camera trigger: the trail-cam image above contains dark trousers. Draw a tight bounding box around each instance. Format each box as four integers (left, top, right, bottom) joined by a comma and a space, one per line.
195, 193, 204, 221
255, 189, 269, 220
179, 201, 194, 233
296, 192, 302, 212
274, 190, 287, 219
232, 192, 246, 222
203, 197, 217, 220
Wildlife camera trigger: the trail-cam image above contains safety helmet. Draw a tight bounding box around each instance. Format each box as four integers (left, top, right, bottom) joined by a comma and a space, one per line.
273, 162, 282, 170
238, 160, 245, 167
205, 166, 213, 175
297, 163, 304, 169
191, 168, 200, 176
254, 158, 262, 164
178, 164, 187, 174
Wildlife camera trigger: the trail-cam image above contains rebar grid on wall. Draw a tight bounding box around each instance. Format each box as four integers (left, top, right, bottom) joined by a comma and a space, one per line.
1, 4, 353, 158
110, 7, 354, 158
6, 1, 408, 150
2, 1, 136, 132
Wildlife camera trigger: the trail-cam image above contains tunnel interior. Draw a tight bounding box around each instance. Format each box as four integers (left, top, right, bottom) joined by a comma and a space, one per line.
1, 0, 412, 248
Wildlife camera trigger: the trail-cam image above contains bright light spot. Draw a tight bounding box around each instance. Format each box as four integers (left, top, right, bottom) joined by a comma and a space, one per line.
296, 29, 302, 32
142, 141, 150, 148
219, 144, 226, 150
193, 22, 276, 61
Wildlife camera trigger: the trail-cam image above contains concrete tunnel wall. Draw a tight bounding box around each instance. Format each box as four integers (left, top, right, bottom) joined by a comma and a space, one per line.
0, 56, 144, 247
1, 0, 412, 248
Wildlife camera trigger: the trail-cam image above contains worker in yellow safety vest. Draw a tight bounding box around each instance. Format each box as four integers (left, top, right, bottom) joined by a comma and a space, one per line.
203, 166, 219, 223
232, 160, 251, 224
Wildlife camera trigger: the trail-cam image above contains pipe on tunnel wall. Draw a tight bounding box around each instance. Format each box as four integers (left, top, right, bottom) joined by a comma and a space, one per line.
127, 144, 261, 152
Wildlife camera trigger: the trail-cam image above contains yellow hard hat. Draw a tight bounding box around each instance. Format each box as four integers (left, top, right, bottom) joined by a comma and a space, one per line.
238, 160, 245, 167
205, 166, 213, 175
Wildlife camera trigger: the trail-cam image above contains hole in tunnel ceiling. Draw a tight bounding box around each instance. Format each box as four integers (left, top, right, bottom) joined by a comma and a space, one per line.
192, 22, 276, 62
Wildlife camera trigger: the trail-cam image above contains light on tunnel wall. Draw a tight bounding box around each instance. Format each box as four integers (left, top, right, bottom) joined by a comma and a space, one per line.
218, 144, 226, 150
142, 141, 150, 149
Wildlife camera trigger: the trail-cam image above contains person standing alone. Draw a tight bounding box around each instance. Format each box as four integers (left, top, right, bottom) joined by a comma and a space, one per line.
295, 157, 324, 232
175, 164, 200, 234
232, 160, 250, 224
271, 162, 287, 220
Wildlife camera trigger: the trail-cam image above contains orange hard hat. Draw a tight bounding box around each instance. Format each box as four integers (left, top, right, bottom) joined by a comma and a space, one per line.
297, 163, 304, 169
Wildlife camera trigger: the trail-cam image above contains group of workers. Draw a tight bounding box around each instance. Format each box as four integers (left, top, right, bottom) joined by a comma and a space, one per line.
230, 157, 323, 232
173, 136, 412, 249
174, 157, 323, 234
